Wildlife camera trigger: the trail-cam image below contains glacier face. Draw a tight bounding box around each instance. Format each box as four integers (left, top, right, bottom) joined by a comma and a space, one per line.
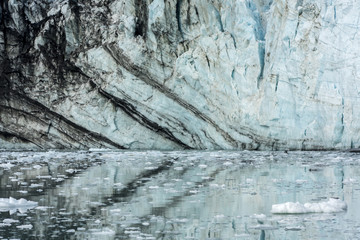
0, 0, 359, 150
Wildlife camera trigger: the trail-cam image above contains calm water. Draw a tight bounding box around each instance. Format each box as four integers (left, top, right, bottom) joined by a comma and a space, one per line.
0, 150, 360, 239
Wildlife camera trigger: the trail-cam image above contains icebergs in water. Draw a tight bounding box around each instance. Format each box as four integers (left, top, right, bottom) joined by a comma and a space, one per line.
0, 197, 38, 214
271, 198, 347, 214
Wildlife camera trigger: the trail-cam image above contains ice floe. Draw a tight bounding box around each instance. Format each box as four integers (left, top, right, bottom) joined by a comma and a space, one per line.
271, 198, 347, 214
0, 163, 15, 169
0, 197, 38, 214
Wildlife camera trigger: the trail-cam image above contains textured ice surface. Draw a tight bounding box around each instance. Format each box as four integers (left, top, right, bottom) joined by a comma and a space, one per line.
1, 0, 360, 150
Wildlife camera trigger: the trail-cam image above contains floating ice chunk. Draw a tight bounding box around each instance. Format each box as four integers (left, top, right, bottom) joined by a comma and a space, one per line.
0, 197, 38, 214
16, 224, 33, 229
33, 165, 42, 169
144, 166, 157, 170
90, 228, 116, 236
55, 178, 65, 182
199, 164, 207, 169
271, 198, 347, 214
0, 163, 15, 169
65, 169, 75, 174
36, 175, 52, 179
89, 148, 112, 152
35, 206, 52, 211
17, 191, 28, 194
3, 219, 19, 224
29, 183, 43, 188
223, 161, 233, 166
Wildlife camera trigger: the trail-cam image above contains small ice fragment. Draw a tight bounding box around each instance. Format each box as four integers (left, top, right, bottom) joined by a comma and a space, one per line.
36, 206, 51, 211
88, 148, 112, 152
36, 175, 52, 179
29, 184, 42, 188
3, 219, 19, 224
0, 163, 15, 169
16, 224, 33, 229
149, 186, 159, 189
66, 229, 76, 233
65, 169, 75, 174
33, 165, 42, 169
223, 161, 233, 166
142, 222, 150, 226
199, 164, 207, 169
17, 191, 28, 194
0, 223, 11, 227
271, 198, 347, 214
174, 167, 183, 171
94, 220, 101, 224
144, 166, 157, 170
210, 183, 219, 188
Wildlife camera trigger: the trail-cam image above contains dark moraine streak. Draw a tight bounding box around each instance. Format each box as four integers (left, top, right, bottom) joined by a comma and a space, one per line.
96, 85, 193, 149
103, 43, 240, 148
0, 91, 126, 149
134, 0, 148, 38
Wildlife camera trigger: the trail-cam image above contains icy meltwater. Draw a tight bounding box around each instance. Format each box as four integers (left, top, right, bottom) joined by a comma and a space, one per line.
0, 151, 359, 239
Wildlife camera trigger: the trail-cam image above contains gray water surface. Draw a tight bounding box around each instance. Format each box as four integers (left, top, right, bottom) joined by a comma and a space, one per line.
0, 150, 359, 239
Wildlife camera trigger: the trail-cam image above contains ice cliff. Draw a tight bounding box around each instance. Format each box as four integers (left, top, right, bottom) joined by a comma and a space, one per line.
0, 0, 359, 150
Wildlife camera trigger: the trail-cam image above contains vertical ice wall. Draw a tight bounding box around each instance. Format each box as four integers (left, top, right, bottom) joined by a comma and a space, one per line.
0, 0, 359, 150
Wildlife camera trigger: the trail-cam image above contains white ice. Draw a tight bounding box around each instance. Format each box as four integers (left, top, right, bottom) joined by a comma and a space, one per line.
0, 197, 38, 214
271, 198, 347, 214
0, 163, 15, 169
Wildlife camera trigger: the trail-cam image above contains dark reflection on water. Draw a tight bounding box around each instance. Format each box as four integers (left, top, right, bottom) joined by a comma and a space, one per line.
0, 150, 360, 239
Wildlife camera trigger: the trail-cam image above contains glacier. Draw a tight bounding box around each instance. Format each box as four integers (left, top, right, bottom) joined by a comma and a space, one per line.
0, 0, 360, 150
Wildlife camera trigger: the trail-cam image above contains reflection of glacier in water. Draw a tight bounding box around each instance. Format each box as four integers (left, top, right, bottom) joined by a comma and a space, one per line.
0, 150, 360, 239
